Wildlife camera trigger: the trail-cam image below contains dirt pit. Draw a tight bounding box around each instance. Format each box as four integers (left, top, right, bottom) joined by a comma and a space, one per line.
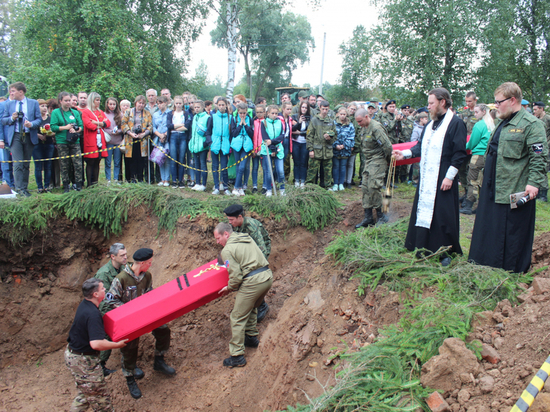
0, 200, 412, 412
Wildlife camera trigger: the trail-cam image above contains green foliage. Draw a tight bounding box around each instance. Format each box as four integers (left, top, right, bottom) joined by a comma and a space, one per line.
10, 0, 207, 100
336, 25, 372, 101
287, 219, 528, 411
0, 184, 340, 245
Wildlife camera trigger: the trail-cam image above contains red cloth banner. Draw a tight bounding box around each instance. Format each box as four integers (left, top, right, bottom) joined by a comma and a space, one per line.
104, 260, 229, 342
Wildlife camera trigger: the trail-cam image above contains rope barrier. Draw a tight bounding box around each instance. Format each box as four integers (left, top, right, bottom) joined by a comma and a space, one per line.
510, 354, 550, 412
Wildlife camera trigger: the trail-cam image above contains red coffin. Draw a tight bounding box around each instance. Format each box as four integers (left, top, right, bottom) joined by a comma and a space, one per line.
393, 135, 471, 166
103, 260, 229, 342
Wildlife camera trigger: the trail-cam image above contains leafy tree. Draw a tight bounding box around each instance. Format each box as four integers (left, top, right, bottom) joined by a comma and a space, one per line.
337, 25, 371, 101
10, 0, 206, 99
0, 0, 19, 77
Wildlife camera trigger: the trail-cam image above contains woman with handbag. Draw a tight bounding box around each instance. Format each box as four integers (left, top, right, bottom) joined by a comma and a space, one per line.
152, 95, 171, 186
121, 96, 153, 182
82, 92, 110, 186
50, 91, 84, 193
103, 97, 124, 183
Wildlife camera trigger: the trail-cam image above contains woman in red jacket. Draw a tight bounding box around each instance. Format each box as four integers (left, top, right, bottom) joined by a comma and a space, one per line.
82, 92, 110, 186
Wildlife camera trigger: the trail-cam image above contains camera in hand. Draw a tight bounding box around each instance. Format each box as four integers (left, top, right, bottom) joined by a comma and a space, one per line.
71, 123, 81, 132
133, 125, 143, 134
516, 194, 530, 207
17, 111, 25, 120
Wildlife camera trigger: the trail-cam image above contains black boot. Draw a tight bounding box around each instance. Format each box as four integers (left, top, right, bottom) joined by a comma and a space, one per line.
244, 335, 260, 348
355, 209, 375, 229
133, 367, 144, 380
63, 185, 70, 194
126, 376, 142, 399
375, 208, 389, 225
100, 361, 116, 377
257, 301, 269, 323
539, 189, 548, 202
153, 355, 176, 376
460, 199, 474, 215
76, 182, 82, 191
459, 193, 466, 205
223, 355, 247, 368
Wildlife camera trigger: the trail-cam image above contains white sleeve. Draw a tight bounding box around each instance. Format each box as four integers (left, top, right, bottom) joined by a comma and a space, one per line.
445, 166, 459, 180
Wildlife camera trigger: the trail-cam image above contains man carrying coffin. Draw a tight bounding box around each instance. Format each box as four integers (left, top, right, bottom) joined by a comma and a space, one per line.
105, 247, 175, 399
393, 88, 467, 266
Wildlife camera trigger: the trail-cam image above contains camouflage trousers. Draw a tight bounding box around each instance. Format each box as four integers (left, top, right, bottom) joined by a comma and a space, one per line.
458, 154, 471, 194
466, 155, 485, 202
64, 346, 113, 412
58, 143, 83, 185
120, 324, 170, 377
362, 158, 387, 209
542, 155, 550, 190
306, 158, 333, 187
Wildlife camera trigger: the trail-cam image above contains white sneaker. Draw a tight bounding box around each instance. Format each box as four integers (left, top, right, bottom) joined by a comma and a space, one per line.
266, 191, 272, 197
196, 185, 206, 192
212, 188, 220, 195
243, 185, 248, 190
164, 182, 170, 187
224, 189, 232, 196
158, 181, 164, 186
238, 189, 245, 196
339, 184, 345, 191
280, 189, 286, 196
300, 182, 305, 188
232, 189, 240, 196
191, 184, 200, 191
295, 182, 300, 187
219, 183, 225, 191
331, 184, 338, 191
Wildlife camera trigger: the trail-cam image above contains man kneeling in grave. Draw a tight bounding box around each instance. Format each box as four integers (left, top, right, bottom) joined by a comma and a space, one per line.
105, 247, 175, 399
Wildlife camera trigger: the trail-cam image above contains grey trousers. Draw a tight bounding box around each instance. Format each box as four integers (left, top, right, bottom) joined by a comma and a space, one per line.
10, 132, 35, 191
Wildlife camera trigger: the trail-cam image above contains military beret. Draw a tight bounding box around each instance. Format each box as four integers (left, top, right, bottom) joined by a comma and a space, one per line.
367, 103, 376, 109
401, 104, 411, 110
223, 204, 244, 217
385, 100, 396, 108
416, 107, 428, 114
133, 248, 153, 262
534, 101, 546, 108
521, 99, 530, 105
298, 91, 309, 98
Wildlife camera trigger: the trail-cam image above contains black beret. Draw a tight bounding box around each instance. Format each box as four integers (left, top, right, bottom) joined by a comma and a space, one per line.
385, 99, 396, 108
416, 107, 428, 113
133, 248, 153, 262
534, 101, 546, 108
223, 204, 244, 217
401, 104, 411, 110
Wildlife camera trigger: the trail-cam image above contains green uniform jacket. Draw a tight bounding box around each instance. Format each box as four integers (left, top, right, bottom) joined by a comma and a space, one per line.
489, 108, 548, 204
234, 217, 271, 259
94, 260, 121, 292
348, 115, 362, 155
104, 263, 153, 311
306, 114, 336, 159
221, 233, 271, 292
360, 119, 393, 162
460, 108, 478, 135
538, 114, 550, 145
400, 117, 414, 143
50, 108, 83, 144
377, 112, 400, 144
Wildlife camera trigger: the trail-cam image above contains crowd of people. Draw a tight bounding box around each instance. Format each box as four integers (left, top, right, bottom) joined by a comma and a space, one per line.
1, 83, 440, 198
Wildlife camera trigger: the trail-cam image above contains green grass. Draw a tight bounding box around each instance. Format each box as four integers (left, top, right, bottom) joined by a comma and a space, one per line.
285, 219, 530, 412
0, 183, 341, 245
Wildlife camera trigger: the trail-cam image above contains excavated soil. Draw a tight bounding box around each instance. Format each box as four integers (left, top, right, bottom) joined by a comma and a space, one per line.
0, 199, 412, 412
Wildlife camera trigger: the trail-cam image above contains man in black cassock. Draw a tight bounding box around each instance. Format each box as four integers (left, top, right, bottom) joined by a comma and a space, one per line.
393, 88, 467, 266
468, 82, 547, 273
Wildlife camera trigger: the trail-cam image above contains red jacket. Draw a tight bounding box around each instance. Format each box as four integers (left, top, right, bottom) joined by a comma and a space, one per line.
82, 109, 110, 158
253, 118, 263, 153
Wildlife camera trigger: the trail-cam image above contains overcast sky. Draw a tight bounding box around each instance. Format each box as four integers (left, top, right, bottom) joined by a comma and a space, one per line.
185, 0, 380, 88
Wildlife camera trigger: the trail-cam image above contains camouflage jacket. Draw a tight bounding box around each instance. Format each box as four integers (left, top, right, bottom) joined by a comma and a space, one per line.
400, 117, 414, 143
306, 114, 337, 159
459, 108, 478, 135
537, 114, 550, 145
103, 263, 153, 312
94, 260, 121, 292
234, 217, 271, 259
377, 112, 400, 144
360, 120, 393, 161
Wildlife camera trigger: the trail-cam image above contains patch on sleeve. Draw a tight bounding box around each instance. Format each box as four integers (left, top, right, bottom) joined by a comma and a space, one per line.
105, 292, 114, 301
532, 143, 543, 154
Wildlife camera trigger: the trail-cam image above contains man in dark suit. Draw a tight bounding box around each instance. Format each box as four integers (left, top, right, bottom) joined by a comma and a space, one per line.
1, 82, 41, 196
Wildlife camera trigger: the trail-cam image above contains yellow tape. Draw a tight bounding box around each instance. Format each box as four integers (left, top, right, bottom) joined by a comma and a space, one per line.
509, 357, 550, 412
531, 376, 545, 391
540, 362, 550, 375
520, 391, 534, 406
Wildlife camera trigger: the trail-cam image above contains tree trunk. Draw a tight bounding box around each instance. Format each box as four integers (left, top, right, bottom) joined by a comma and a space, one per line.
225, 0, 238, 100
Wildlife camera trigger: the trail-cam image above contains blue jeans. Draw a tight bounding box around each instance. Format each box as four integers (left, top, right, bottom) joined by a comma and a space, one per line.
156, 141, 171, 181
32, 143, 55, 189
346, 154, 356, 184
193, 151, 208, 186
1, 148, 14, 188
184, 147, 194, 182
292, 142, 308, 183
234, 149, 250, 189
250, 155, 259, 187
212, 152, 228, 189
105, 143, 122, 181
262, 155, 285, 190
332, 157, 348, 185
169, 132, 187, 183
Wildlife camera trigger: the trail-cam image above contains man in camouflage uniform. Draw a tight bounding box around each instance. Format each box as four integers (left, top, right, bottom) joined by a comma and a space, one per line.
377, 100, 404, 188
306, 101, 336, 188
396, 104, 415, 182
533, 101, 550, 201
104, 248, 175, 399
65, 278, 127, 412
224, 204, 271, 322
94, 243, 127, 377
458, 91, 478, 201
354, 108, 393, 228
